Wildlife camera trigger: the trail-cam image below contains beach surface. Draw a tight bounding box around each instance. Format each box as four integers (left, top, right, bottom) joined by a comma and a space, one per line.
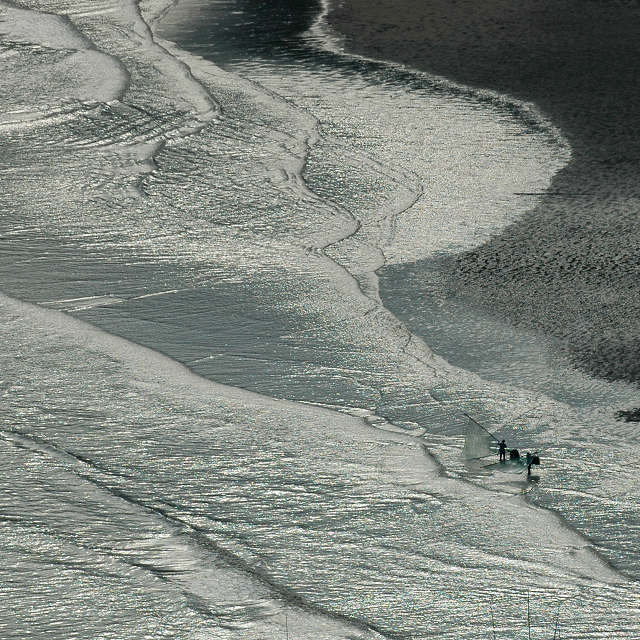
3, 1, 640, 637
328, 0, 640, 385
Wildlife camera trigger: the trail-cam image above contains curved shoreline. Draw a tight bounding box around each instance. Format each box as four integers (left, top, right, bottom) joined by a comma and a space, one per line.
325, 0, 640, 387
2, 2, 640, 635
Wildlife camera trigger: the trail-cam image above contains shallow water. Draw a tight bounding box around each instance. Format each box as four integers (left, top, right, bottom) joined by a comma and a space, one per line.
1, 0, 640, 638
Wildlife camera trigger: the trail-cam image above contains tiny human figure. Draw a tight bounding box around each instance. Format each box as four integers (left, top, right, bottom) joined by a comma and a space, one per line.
499, 439, 507, 462
526, 451, 532, 476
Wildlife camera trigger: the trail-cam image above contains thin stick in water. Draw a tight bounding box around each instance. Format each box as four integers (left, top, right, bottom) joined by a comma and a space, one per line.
552, 602, 560, 640
490, 605, 497, 640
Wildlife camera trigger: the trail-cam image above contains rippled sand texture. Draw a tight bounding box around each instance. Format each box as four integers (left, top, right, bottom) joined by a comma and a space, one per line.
2, 0, 640, 638
2, 293, 639, 640
327, 0, 640, 384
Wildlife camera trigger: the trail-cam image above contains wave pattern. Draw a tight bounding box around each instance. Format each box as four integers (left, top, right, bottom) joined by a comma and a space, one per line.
1, 1, 640, 638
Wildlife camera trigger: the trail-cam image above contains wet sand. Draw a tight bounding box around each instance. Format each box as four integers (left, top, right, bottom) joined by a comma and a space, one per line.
327, 0, 640, 385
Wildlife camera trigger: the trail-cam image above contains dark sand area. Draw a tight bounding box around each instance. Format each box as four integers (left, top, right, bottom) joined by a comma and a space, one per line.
327, 0, 640, 385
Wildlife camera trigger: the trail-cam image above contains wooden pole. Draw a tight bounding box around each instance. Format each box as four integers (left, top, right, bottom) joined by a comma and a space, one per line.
490, 606, 497, 640
552, 603, 560, 640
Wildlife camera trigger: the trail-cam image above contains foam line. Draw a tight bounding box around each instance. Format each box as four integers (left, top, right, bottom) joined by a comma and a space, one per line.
1, 290, 628, 589
124, 0, 220, 123
308, 1, 570, 156
0, 291, 408, 640
0, 1, 130, 113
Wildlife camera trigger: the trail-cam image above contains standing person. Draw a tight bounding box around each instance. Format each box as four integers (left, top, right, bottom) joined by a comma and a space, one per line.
499, 439, 507, 462
526, 451, 532, 476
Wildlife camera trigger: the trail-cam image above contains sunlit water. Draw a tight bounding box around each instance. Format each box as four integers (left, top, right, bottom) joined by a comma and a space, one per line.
1, 1, 639, 638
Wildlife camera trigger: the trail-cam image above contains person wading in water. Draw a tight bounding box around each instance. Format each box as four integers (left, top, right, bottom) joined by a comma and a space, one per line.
499, 439, 507, 462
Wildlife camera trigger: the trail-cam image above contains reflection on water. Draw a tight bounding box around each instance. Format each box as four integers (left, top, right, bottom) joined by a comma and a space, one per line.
1, 0, 640, 638
154, 0, 323, 65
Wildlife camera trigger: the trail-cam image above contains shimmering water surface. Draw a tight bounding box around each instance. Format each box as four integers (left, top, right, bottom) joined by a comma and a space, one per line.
1, 1, 639, 638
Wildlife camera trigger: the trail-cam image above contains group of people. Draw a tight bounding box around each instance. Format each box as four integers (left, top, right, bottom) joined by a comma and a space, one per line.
498, 439, 539, 476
